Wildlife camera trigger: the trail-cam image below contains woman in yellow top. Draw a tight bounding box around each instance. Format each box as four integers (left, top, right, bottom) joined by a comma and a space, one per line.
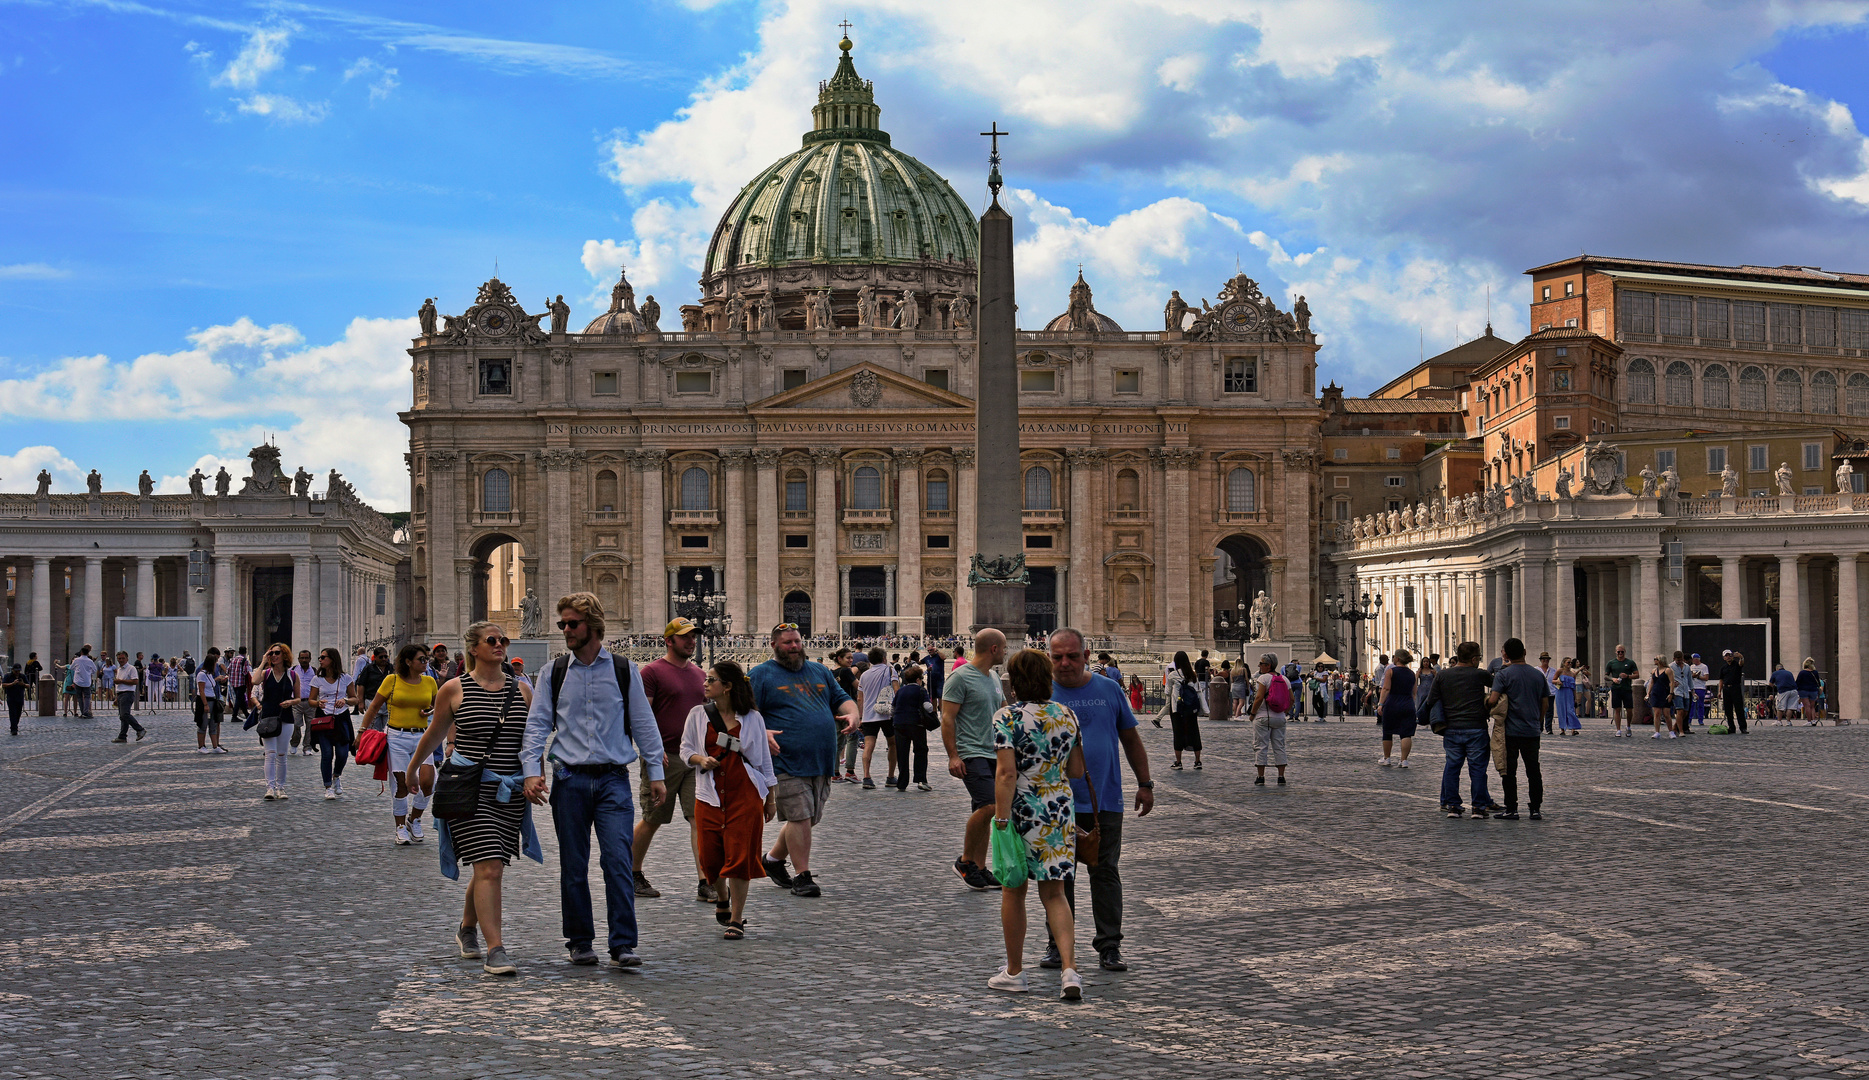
361, 643, 441, 846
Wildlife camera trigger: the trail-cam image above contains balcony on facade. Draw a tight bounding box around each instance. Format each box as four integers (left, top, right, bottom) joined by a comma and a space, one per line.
668, 509, 720, 526
586, 510, 631, 523
471, 510, 523, 526
1107, 509, 1152, 523
1217, 509, 1268, 525
781, 509, 813, 522
922, 510, 955, 522
842, 508, 893, 526
1022, 509, 1066, 525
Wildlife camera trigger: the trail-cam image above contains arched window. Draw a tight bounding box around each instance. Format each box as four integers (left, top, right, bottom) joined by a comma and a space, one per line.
784, 470, 809, 512
1848, 373, 1869, 417
853, 466, 882, 509
782, 590, 812, 635
1626, 358, 1655, 404
923, 591, 953, 637
1227, 467, 1256, 512
414, 546, 426, 577
1115, 468, 1140, 510
1023, 465, 1053, 510
413, 485, 426, 516
1812, 370, 1838, 414
1664, 362, 1694, 407
1702, 364, 1730, 409
1774, 368, 1803, 412
482, 468, 511, 513
924, 469, 950, 512
594, 469, 618, 512
679, 467, 710, 510
1738, 366, 1767, 410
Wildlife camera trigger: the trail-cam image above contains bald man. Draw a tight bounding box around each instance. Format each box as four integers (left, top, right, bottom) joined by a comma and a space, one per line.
941, 628, 1008, 890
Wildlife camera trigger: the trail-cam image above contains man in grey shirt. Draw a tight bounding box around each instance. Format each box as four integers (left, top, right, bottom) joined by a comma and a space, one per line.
1485, 637, 1550, 821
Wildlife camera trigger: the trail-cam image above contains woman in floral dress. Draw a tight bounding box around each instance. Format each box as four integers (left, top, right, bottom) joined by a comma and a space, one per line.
988, 649, 1088, 1000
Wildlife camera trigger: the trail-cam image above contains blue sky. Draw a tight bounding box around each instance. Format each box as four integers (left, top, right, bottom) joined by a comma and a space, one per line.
6, 1, 1869, 510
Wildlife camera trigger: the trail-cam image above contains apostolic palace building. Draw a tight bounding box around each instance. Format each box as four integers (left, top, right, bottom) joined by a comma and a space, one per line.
9, 35, 1869, 719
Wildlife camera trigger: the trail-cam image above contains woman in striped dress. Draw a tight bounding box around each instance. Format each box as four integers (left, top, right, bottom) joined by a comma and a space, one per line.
407, 621, 537, 975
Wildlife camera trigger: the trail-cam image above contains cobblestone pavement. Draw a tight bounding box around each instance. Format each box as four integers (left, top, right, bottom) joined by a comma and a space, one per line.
2, 705, 1867, 1079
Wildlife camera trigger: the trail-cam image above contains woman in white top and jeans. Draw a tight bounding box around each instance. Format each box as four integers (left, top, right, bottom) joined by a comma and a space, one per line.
194, 648, 228, 754
307, 647, 361, 800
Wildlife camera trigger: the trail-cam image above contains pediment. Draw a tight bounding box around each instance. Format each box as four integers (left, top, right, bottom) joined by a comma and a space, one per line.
750, 362, 974, 412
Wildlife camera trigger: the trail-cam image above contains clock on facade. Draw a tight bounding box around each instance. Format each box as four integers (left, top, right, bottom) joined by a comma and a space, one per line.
1219, 301, 1260, 335
479, 307, 512, 335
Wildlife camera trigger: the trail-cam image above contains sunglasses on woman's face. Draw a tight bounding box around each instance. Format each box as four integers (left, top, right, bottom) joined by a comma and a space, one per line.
480, 636, 510, 647
704, 675, 721, 685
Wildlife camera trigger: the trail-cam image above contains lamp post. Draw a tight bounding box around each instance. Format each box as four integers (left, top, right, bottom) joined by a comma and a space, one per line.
1237, 597, 1249, 669
1325, 591, 1382, 676
673, 569, 732, 666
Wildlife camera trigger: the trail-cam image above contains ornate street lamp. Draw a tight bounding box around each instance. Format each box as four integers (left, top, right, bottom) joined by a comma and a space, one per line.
1325, 591, 1382, 675
673, 569, 733, 665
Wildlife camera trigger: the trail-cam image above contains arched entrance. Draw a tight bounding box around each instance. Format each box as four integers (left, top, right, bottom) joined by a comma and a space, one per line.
848, 566, 886, 636
783, 590, 813, 636
1213, 534, 1269, 642
469, 533, 527, 626
924, 592, 953, 638
1025, 567, 1058, 637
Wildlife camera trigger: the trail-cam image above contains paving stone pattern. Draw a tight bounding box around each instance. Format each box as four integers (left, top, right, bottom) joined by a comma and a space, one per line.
1, 708, 1866, 1079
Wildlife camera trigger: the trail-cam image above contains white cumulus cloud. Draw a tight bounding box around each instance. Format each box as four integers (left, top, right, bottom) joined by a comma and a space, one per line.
213, 25, 291, 90
0, 446, 83, 495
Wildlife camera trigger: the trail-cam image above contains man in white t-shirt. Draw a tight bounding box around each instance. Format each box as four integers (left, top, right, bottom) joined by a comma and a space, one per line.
855, 647, 900, 789
1688, 653, 1710, 726
70, 646, 98, 719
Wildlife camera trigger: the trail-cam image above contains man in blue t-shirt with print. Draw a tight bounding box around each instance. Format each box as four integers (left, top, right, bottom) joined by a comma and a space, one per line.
750, 624, 859, 897
1043, 626, 1155, 974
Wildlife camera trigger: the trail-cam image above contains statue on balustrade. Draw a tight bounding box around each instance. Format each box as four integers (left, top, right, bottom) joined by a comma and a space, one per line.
1163, 290, 1188, 332
811, 289, 834, 331
949, 292, 972, 331
1661, 466, 1680, 500
1721, 465, 1739, 497
893, 289, 920, 331
724, 292, 746, 333
1638, 465, 1657, 498
1400, 503, 1415, 529
35, 469, 51, 497
86, 470, 102, 495
188, 469, 206, 495
1293, 294, 1311, 333
294, 467, 312, 498
1386, 508, 1401, 534
546, 295, 570, 335
138, 470, 154, 497
1839, 459, 1856, 495
418, 298, 438, 337
1775, 462, 1794, 497
1555, 466, 1573, 501
641, 296, 660, 333
215, 466, 232, 496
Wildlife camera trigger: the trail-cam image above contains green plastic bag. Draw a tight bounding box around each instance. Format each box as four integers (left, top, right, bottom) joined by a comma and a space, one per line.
989, 819, 1029, 889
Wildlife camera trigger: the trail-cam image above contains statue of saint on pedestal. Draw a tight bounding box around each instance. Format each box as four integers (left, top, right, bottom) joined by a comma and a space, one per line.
293, 467, 312, 497
1839, 459, 1856, 494
1249, 590, 1277, 641
519, 588, 543, 639
138, 470, 154, 497
547, 294, 570, 334
1163, 290, 1187, 331
215, 466, 232, 496
418, 298, 438, 337
1721, 465, 1739, 497
1775, 462, 1795, 497
188, 469, 206, 495
86, 470, 102, 495
36, 469, 51, 496
641, 296, 660, 332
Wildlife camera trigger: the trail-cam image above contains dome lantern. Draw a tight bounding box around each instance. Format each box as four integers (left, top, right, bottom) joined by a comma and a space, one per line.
806, 33, 888, 147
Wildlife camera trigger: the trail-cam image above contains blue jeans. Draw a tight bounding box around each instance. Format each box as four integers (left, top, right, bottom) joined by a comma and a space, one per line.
549, 767, 638, 957
75, 686, 93, 718
1439, 728, 1492, 810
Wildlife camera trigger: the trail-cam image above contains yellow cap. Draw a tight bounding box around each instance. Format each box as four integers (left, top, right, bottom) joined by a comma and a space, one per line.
664, 617, 699, 637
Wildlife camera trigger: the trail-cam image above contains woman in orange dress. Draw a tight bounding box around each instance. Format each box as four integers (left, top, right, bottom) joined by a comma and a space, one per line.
680, 660, 777, 940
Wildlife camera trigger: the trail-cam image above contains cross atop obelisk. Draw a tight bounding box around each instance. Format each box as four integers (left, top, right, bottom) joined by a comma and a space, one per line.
968, 121, 1027, 635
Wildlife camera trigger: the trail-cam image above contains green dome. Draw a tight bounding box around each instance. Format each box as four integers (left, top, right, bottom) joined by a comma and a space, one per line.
701, 38, 979, 282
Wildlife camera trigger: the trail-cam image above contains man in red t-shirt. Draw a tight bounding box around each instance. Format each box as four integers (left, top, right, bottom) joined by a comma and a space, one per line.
630, 617, 709, 902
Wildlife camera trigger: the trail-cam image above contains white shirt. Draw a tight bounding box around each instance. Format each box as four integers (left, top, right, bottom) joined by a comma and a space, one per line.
72, 655, 98, 688
1252, 671, 1287, 721
678, 705, 776, 807
857, 663, 898, 723
195, 667, 219, 700
1536, 664, 1558, 690
291, 663, 316, 699
351, 652, 372, 680
1689, 663, 1709, 691
308, 673, 353, 712
110, 663, 138, 690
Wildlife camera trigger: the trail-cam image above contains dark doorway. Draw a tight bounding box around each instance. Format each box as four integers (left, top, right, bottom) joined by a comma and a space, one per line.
1025, 567, 1058, 637
1213, 534, 1269, 641
924, 592, 953, 638
251, 566, 293, 654
848, 566, 886, 636
783, 591, 813, 636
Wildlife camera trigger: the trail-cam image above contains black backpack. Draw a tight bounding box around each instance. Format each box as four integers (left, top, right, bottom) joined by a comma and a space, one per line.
546, 653, 634, 730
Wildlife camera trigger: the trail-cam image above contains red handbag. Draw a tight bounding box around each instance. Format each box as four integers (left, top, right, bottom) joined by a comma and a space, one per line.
355, 727, 390, 781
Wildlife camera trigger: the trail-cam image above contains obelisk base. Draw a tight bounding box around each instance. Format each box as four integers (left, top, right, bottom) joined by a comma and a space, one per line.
970, 583, 1029, 638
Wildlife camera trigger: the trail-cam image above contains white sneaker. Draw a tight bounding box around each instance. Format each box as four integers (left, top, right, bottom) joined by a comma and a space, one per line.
1651, 732, 1662, 739
1397, 759, 1409, 769
1060, 968, 1083, 1000
395, 825, 412, 846
275, 788, 288, 800
1379, 757, 1392, 767
408, 818, 426, 842
988, 966, 1029, 993
1669, 732, 1678, 739
263, 787, 277, 801
197, 746, 212, 754
323, 788, 337, 800
331, 779, 342, 796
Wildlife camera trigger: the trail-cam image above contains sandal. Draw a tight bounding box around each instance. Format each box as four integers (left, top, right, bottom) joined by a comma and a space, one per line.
723, 920, 745, 940
714, 898, 732, 926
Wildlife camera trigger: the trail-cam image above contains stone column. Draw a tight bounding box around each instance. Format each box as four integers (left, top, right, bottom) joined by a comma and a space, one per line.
631, 450, 667, 632
1553, 557, 1576, 664
320, 556, 345, 655
895, 449, 923, 621
81, 556, 104, 654
133, 557, 155, 618
838, 564, 852, 626
884, 564, 897, 618
1482, 568, 1498, 651
753, 448, 782, 630
812, 447, 842, 637
1157, 447, 1200, 642
425, 450, 461, 642
1637, 555, 1662, 669
539, 448, 584, 612
1838, 554, 1862, 721
1796, 559, 1814, 665
291, 555, 315, 652
1777, 554, 1802, 670
29, 557, 51, 666
721, 449, 752, 634
953, 447, 977, 633
1064, 447, 1103, 635
1616, 561, 1634, 656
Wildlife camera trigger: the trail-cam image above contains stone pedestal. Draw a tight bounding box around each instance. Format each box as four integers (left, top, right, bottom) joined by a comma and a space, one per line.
972, 582, 1028, 638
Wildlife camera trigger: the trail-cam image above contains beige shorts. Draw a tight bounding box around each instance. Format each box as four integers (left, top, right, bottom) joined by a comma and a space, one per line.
771, 772, 831, 825
641, 752, 697, 826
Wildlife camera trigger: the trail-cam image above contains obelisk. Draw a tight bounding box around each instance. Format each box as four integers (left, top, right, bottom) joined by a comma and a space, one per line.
968, 123, 1028, 636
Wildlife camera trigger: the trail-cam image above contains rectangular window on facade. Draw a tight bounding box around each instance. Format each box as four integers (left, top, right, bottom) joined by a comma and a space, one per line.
1618, 290, 1656, 335
593, 371, 619, 395
925, 476, 949, 511
926, 535, 951, 548
922, 369, 950, 391
1024, 535, 1053, 549
1333, 475, 1349, 488
783, 369, 809, 391
1554, 415, 1571, 429
1748, 445, 1768, 472
1334, 500, 1351, 520
1807, 307, 1837, 347
1224, 357, 1258, 393
1385, 447, 1401, 459
680, 535, 710, 549
1804, 442, 1824, 470
1696, 297, 1729, 339
1843, 308, 1869, 349
784, 534, 809, 548
375, 584, 386, 616
1658, 294, 1693, 337
1386, 499, 1403, 513
1541, 286, 1551, 301
675, 371, 712, 393
1113, 370, 1141, 394
1732, 301, 1766, 342
1566, 318, 1578, 328
1806, 486, 1823, 496
1770, 303, 1803, 345
784, 479, 808, 512
1657, 449, 1676, 472
1019, 370, 1056, 393
1385, 476, 1405, 487
478, 359, 512, 395
1333, 448, 1349, 461
1708, 446, 1727, 474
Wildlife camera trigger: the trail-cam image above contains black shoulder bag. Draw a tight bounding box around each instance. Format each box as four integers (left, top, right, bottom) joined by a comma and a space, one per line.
431, 677, 519, 822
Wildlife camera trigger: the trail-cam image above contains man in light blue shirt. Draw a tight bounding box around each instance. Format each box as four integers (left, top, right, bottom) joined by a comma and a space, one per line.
520, 592, 664, 969
70, 646, 97, 719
